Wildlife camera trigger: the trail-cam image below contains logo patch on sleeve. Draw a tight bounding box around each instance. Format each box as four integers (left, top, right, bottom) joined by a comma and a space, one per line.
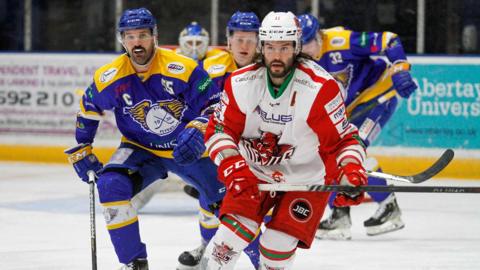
167, 62, 185, 74
207, 64, 226, 75
100, 68, 118, 83
330, 37, 346, 47
324, 91, 343, 113
329, 105, 346, 124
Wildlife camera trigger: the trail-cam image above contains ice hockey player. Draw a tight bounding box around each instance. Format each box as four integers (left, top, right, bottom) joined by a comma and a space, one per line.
177, 11, 263, 270
200, 11, 367, 269
64, 7, 226, 269
298, 13, 417, 240
177, 21, 224, 61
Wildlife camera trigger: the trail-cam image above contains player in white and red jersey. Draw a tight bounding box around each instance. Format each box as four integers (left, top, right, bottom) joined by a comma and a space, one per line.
201, 11, 367, 270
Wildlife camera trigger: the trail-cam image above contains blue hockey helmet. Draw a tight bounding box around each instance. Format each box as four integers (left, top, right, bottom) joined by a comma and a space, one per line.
227, 11, 260, 34
117, 7, 157, 33
297, 14, 320, 44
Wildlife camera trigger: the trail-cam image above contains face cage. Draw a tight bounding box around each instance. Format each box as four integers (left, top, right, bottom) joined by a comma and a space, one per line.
179, 35, 209, 60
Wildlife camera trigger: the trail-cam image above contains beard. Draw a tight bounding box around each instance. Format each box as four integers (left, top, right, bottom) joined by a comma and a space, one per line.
129, 44, 154, 66
267, 59, 293, 78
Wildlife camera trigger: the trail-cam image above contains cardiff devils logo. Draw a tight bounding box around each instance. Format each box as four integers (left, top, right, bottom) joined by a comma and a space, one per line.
243, 131, 295, 166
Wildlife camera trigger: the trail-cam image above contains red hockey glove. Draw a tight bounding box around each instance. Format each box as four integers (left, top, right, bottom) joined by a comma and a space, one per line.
333, 163, 368, 207
218, 155, 260, 200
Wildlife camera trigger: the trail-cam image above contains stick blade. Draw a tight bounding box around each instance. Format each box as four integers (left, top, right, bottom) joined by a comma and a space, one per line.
407, 149, 455, 183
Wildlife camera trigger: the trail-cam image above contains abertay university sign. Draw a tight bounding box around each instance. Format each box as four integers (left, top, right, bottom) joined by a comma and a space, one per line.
376, 57, 480, 149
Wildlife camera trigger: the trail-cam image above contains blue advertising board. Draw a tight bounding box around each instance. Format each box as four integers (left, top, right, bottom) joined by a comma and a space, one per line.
375, 57, 480, 149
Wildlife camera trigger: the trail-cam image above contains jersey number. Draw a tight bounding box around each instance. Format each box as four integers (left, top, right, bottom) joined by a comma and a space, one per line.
329, 52, 343, 64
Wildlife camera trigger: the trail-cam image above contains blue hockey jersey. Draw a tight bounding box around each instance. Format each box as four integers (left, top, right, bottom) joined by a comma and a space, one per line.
315, 27, 408, 105
76, 47, 219, 154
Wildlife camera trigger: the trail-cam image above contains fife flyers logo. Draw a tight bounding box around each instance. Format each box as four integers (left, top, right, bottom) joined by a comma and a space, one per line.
243, 131, 295, 166
124, 99, 185, 136
330, 64, 353, 91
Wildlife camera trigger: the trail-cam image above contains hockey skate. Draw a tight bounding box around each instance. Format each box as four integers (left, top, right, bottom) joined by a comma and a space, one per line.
177, 244, 206, 270
315, 207, 352, 240
120, 258, 149, 270
364, 193, 405, 236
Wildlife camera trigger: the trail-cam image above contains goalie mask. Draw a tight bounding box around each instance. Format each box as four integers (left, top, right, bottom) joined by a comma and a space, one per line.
179, 21, 210, 60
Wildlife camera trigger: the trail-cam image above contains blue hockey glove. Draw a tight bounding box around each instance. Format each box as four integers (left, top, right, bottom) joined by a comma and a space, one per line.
392, 70, 417, 98
173, 127, 206, 166
64, 143, 103, 182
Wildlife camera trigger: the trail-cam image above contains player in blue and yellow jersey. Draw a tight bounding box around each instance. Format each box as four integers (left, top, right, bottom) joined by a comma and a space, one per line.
64, 8, 225, 269
177, 21, 225, 62
201, 11, 261, 90
298, 14, 417, 240
177, 11, 263, 270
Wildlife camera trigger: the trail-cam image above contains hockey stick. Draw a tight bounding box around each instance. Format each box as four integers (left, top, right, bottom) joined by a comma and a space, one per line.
258, 184, 480, 193
366, 148, 454, 184
87, 171, 98, 270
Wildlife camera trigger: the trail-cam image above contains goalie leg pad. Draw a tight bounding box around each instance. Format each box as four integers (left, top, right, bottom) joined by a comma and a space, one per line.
259, 228, 298, 270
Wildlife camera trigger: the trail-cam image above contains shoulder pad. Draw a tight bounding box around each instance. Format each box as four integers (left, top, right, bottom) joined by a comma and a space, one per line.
205, 47, 226, 59
298, 58, 334, 81
156, 48, 198, 82
94, 54, 134, 93
203, 51, 237, 78
322, 27, 351, 52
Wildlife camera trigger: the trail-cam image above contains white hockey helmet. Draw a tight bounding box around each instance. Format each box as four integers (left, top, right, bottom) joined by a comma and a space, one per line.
259, 11, 302, 54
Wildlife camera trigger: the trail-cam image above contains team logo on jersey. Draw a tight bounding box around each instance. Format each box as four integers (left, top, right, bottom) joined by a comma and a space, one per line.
289, 198, 313, 222
214, 91, 229, 123
212, 241, 237, 266
243, 131, 295, 166
124, 99, 184, 136
99, 68, 118, 83
207, 64, 226, 75
330, 64, 354, 92
330, 37, 346, 47
166, 62, 185, 74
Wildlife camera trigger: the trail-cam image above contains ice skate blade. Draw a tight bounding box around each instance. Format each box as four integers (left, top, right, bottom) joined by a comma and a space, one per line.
315, 228, 352, 240
365, 217, 405, 236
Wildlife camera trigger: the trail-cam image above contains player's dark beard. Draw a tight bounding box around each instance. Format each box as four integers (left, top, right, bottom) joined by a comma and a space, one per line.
130, 45, 153, 65
268, 60, 292, 78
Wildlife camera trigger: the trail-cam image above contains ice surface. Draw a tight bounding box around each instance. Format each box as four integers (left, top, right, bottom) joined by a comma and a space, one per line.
0, 162, 479, 270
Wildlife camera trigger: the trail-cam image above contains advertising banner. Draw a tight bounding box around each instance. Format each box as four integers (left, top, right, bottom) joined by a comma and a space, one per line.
375, 57, 480, 149
0, 53, 119, 143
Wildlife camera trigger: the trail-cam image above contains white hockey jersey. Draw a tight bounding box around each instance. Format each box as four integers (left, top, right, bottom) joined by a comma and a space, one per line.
205, 58, 366, 185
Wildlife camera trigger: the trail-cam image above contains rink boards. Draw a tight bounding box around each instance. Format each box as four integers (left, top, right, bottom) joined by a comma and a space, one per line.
0, 53, 479, 179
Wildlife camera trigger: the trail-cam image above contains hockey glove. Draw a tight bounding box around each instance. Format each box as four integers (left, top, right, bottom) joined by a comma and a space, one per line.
333, 163, 368, 207
218, 155, 260, 200
173, 127, 206, 166
392, 70, 417, 98
64, 143, 103, 183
